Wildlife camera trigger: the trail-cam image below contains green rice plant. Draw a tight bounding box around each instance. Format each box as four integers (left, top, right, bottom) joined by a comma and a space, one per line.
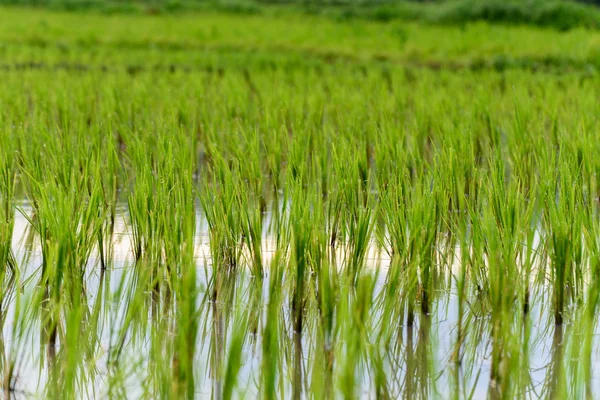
167, 168, 199, 398
486, 157, 530, 311
200, 155, 245, 282
125, 128, 170, 268
444, 161, 482, 366
18, 130, 107, 292
288, 179, 313, 334
542, 153, 585, 326
381, 168, 443, 327
336, 158, 374, 286
234, 127, 268, 279
306, 196, 338, 399
18, 159, 107, 398
477, 218, 510, 396
239, 184, 265, 279
97, 131, 122, 271
380, 177, 414, 328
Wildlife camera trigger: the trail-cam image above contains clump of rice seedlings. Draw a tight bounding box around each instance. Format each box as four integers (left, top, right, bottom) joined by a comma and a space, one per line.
542, 154, 585, 326
478, 157, 530, 397
442, 160, 481, 366
166, 153, 198, 399
287, 179, 314, 334
97, 132, 122, 271
382, 169, 443, 328
200, 155, 245, 291
298, 179, 340, 399
125, 129, 171, 267
233, 128, 268, 279
380, 178, 414, 329
333, 153, 374, 286
239, 182, 265, 279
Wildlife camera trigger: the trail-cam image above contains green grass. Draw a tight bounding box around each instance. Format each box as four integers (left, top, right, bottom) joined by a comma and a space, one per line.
3, 6, 600, 71
3, 0, 600, 31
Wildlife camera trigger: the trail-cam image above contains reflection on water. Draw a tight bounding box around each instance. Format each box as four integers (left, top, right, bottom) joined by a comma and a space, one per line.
2, 205, 600, 399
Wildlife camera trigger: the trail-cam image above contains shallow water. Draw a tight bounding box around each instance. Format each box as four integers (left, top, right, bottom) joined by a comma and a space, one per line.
3, 204, 600, 399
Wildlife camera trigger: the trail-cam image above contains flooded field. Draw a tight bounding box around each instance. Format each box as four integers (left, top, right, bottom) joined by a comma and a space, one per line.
1, 8, 600, 399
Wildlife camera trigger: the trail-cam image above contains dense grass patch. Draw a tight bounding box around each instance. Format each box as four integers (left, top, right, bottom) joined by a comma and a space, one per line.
1, 6, 600, 72
1, 0, 600, 30
431, 0, 600, 30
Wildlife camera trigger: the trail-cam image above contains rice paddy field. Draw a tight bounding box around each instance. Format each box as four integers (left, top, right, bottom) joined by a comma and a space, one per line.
4, 6, 600, 399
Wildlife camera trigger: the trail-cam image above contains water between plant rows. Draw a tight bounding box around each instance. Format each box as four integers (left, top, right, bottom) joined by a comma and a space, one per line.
4, 203, 597, 399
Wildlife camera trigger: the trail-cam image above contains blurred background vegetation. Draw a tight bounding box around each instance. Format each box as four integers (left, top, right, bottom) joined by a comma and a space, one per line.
2, 0, 600, 31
